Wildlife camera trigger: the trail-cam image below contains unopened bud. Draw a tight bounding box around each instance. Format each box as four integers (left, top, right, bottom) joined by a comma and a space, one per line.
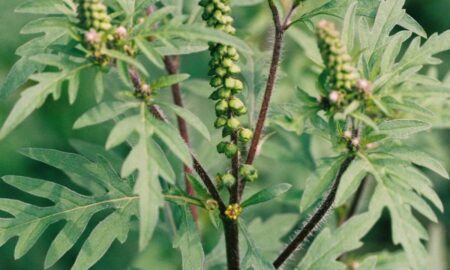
224, 143, 238, 158
221, 173, 236, 187
205, 199, 219, 211
238, 128, 253, 143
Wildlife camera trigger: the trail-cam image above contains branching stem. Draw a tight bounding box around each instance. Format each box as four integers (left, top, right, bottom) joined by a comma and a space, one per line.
272, 155, 355, 269
241, 1, 300, 197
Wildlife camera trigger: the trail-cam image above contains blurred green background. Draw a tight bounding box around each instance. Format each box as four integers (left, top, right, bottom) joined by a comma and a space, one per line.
0, 0, 449, 269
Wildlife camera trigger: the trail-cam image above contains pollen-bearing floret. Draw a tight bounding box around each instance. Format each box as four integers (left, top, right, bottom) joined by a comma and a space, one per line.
199, 0, 253, 158
225, 203, 242, 220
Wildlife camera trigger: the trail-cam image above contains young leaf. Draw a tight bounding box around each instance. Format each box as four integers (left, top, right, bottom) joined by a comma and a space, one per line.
378, 119, 431, 138
150, 74, 190, 90
148, 116, 193, 166
173, 206, 205, 270
240, 222, 275, 270
149, 24, 252, 54
73, 101, 139, 129
0, 56, 91, 140
389, 148, 449, 179
300, 156, 346, 211
241, 183, 292, 208
158, 102, 211, 141
297, 212, 380, 270
0, 152, 138, 269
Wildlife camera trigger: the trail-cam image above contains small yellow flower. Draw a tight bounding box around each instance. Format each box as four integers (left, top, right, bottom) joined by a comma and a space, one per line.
225, 203, 242, 220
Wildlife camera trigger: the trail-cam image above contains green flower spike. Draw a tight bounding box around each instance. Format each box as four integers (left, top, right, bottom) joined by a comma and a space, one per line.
316, 20, 359, 93
199, 0, 254, 158
77, 0, 113, 65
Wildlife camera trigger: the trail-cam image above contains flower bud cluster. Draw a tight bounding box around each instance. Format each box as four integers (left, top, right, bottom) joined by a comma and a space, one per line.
316, 20, 377, 112
78, 0, 112, 32
239, 164, 258, 182
77, 0, 114, 65
317, 20, 359, 92
199, 0, 253, 158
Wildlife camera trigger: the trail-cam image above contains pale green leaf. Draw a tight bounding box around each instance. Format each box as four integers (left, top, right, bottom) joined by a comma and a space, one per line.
173, 206, 205, 270
73, 101, 139, 129
297, 212, 380, 270
300, 156, 346, 211
158, 102, 211, 141
241, 183, 292, 208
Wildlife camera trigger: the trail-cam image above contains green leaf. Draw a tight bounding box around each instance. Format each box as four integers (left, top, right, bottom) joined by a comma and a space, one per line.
0, 57, 91, 140
158, 102, 211, 141
187, 175, 209, 199
231, 0, 265, 6
154, 40, 208, 56
247, 214, 299, 258
300, 156, 346, 211
0, 151, 137, 269
135, 37, 165, 69
297, 212, 380, 270
150, 74, 190, 90
341, 1, 358, 53
0, 58, 40, 98
241, 183, 292, 208
369, 185, 428, 270
389, 148, 449, 179
335, 159, 368, 206
240, 222, 275, 270
359, 256, 378, 270
15, 0, 75, 15
105, 115, 141, 150
94, 69, 105, 103
173, 206, 205, 270
73, 101, 139, 129
378, 119, 431, 138
148, 116, 193, 166
103, 49, 149, 77
149, 24, 252, 54
121, 122, 163, 250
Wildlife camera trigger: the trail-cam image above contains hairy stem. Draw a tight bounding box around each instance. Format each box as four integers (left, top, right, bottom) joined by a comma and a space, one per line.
240, 1, 299, 198
272, 156, 355, 269
223, 219, 240, 270
163, 55, 198, 221
245, 0, 283, 166
148, 97, 227, 214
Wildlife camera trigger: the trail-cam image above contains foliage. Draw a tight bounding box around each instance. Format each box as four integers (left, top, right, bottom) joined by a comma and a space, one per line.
0, 0, 449, 269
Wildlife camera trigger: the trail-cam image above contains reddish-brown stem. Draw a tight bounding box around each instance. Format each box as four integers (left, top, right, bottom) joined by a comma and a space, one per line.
240, 1, 299, 199
245, 1, 299, 166
272, 156, 355, 268
149, 97, 227, 214
163, 55, 198, 221
245, 1, 282, 166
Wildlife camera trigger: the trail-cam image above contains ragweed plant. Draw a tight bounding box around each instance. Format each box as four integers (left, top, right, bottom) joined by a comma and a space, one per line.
0, 1, 449, 270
